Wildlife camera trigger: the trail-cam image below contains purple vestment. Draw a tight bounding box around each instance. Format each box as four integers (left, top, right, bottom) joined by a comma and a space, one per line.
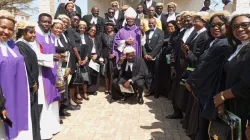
36, 32, 60, 104
0, 40, 28, 139
113, 25, 141, 62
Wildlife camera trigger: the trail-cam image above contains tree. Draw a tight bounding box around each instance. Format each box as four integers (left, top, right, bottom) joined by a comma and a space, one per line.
0, 0, 34, 10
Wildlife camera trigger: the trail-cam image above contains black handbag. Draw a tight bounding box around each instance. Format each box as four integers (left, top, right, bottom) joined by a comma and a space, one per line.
73, 64, 84, 85
80, 66, 90, 83
208, 112, 237, 140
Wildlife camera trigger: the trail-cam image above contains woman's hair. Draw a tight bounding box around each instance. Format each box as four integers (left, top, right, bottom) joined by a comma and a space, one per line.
16, 26, 34, 40
0, 10, 16, 24
87, 24, 97, 33
166, 20, 179, 33
227, 14, 250, 49
207, 12, 230, 39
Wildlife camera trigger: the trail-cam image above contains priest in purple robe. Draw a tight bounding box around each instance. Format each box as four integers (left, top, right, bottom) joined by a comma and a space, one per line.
30, 13, 61, 139
113, 7, 142, 62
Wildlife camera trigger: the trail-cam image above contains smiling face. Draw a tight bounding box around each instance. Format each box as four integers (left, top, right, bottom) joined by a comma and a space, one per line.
66, 3, 74, 13
38, 16, 52, 33
78, 24, 86, 35
91, 7, 99, 17
176, 16, 183, 29
88, 26, 96, 37
166, 23, 176, 34
210, 16, 227, 38
183, 16, 193, 29
61, 18, 70, 31
232, 15, 250, 41
51, 23, 63, 37
105, 24, 114, 32
193, 17, 205, 31
148, 7, 155, 17
23, 27, 36, 42
126, 17, 135, 26
0, 18, 15, 42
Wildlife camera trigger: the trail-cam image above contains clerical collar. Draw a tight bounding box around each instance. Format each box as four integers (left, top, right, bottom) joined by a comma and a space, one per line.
35, 25, 50, 44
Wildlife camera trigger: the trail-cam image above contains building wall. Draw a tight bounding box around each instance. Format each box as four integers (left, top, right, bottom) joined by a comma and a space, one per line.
38, 0, 52, 14
87, 0, 111, 17
235, 0, 250, 11
163, 0, 203, 13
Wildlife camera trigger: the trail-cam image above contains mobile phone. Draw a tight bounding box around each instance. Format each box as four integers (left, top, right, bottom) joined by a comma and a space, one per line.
0, 114, 12, 127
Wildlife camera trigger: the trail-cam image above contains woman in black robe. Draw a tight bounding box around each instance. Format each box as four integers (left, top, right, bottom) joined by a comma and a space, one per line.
15, 22, 41, 140
185, 11, 232, 140
85, 25, 103, 94
100, 20, 116, 95
158, 20, 179, 98
213, 12, 250, 139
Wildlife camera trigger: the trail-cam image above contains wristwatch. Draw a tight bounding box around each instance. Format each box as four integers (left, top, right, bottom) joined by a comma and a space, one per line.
220, 92, 225, 101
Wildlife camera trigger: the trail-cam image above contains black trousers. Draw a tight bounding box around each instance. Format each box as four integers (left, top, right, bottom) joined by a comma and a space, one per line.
145, 58, 159, 95
111, 78, 144, 100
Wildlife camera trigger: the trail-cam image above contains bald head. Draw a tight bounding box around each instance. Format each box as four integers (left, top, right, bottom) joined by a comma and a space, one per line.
148, 18, 156, 29
91, 6, 99, 17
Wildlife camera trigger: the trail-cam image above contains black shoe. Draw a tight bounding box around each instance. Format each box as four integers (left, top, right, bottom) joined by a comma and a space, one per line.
138, 97, 144, 105
68, 104, 81, 110
119, 96, 127, 102
73, 99, 82, 104
165, 113, 183, 119
105, 91, 109, 95
59, 110, 71, 116
60, 119, 63, 124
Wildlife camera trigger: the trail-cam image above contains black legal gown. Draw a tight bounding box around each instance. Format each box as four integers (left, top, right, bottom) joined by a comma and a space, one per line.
100, 32, 116, 80
223, 43, 250, 139
157, 34, 173, 97
16, 41, 42, 140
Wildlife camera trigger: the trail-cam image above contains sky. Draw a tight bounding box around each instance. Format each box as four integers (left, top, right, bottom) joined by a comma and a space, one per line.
26, 0, 227, 22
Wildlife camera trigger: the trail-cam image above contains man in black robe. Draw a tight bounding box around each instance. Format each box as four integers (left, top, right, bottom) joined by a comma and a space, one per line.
166, 12, 197, 119
104, 8, 119, 33
143, 18, 164, 98
112, 47, 148, 104
54, 0, 82, 18
82, 6, 105, 35
139, 0, 157, 15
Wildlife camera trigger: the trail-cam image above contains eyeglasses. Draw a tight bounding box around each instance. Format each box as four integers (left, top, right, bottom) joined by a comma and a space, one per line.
232, 22, 250, 30
211, 22, 225, 29
108, 12, 115, 14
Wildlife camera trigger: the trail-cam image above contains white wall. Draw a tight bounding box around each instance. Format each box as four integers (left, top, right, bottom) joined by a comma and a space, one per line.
87, 0, 111, 17
236, 0, 250, 11
163, 0, 203, 13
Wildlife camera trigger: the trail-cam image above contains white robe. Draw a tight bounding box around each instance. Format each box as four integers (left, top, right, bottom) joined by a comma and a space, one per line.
30, 40, 60, 140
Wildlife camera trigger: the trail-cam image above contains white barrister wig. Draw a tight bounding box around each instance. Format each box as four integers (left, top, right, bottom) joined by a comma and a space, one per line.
209, 11, 231, 21
52, 19, 64, 26
124, 7, 137, 19
123, 46, 136, 54
193, 12, 210, 22
16, 20, 35, 30
229, 11, 250, 22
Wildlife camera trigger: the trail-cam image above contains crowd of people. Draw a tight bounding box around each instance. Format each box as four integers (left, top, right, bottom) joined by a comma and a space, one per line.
0, 0, 249, 139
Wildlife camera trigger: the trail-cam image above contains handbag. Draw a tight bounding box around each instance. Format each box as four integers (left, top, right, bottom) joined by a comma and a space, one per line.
73, 64, 84, 85
208, 111, 240, 140
80, 66, 90, 83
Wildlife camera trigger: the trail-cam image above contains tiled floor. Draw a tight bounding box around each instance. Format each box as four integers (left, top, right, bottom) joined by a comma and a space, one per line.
52, 91, 190, 140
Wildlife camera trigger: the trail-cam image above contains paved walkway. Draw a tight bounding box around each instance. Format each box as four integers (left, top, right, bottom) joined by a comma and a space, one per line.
52, 91, 191, 140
